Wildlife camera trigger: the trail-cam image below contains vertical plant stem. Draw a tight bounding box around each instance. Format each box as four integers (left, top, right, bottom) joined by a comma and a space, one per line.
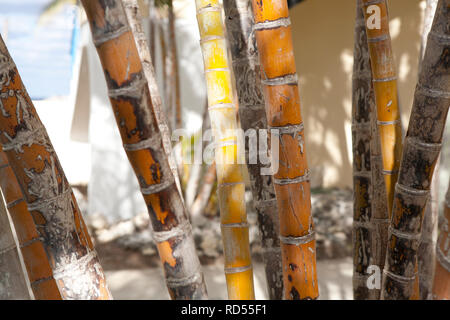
168, 0, 182, 129
381, 0, 449, 300
223, 0, 283, 300
81, 0, 207, 299
250, 0, 318, 300
361, 0, 403, 217
0, 35, 112, 300
195, 0, 255, 300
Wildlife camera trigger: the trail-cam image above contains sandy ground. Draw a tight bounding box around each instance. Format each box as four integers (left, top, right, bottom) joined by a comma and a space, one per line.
105, 258, 353, 300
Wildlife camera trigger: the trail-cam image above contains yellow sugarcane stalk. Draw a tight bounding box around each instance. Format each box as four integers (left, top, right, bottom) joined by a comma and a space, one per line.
195, 0, 255, 300
361, 0, 403, 217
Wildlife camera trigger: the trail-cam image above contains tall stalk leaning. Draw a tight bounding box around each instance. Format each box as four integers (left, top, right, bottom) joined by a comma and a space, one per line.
81, 0, 207, 299
381, 0, 449, 300
250, 0, 318, 299
0, 35, 111, 300
361, 0, 403, 217
0, 151, 62, 299
0, 189, 30, 300
195, 0, 255, 299
222, 0, 283, 299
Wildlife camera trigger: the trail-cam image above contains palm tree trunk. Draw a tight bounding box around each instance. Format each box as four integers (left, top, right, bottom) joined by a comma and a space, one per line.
417, 0, 440, 299
195, 0, 255, 300
431, 179, 450, 300
352, 0, 377, 300
223, 0, 283, 300
0, 35, 112, 300
250, 0, 318, 300
361, 0, 403, 218
0, 151, 61, 299
81, 0, 207, 300
381, 0, 449, 300
0, 189, 30, 299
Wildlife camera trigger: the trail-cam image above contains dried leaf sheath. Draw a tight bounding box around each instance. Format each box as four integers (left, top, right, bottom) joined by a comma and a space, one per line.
81, 0, 207, 300
195, 0, 255, 300
381, 0, 450, 300
431, 180, 450, 300
0, 36, 111, 300
0, 189, 30, 300
250, 0, 318, 300
0, 151, 61, 299
223, 0, 283, 300
361, 0, 403, 216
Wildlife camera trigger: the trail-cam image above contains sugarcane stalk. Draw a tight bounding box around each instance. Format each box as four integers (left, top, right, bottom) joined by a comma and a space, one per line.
223, 0, 283, 300
250, 0, 318, 300
381, 0, 449, 300
0, 35, 112, 300
361, 0, 403, 217
417, 0, 440, 299
190, 161, 216, 220
0, 189, 30, 300
431, 179, 450, 300
168, 0, 182, 129
81, 0, 207, 299
195, 0, 255, 300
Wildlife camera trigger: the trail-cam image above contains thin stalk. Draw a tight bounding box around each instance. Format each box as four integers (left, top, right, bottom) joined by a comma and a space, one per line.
195, 0, 255, 300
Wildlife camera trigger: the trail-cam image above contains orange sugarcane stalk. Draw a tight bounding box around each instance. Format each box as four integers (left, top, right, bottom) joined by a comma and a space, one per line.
0, 151, 61, 299
223, 0, 283, 300
250, 0, 318, 299
0, 36, 111, 300
195, 0, 255, 299
0, 188, 30, 299
431, 179, 450, 300
381, 0, 449, 300
81, 0, 207, 299
361, 0, 403, 216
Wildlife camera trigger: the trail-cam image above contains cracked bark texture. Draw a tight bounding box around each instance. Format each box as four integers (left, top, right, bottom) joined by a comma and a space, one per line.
0, 189, 30, 300
82, 0, 207, 300
250, 0, 318, 300
0, 35, 112, 300
352, 0, 385, 300
0, 151, 61, 299
381, 0, 449, 300
361, 0, 403, 217
195, 0, 255, 300
431, 179, 450, 299
223, 0, 283, 300
417, 0, 439, 300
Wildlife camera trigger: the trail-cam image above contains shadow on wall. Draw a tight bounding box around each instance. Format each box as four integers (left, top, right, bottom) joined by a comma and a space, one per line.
290, 0, 423, 188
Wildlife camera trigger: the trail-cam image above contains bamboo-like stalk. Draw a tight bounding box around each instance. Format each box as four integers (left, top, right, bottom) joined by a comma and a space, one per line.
168, 0, 181, 129
250, 0, 318, 300
431, 179, 450, 300
417, 0, 439, 300
81, 0, 207, 299
195, 0, 255, 299
190, 162, 216, 220
361, 0, 403, 217
0, 35, 111, 300
223, 0, 283, 300
0, 151, 61, 299
149, 0, 156, 64
352, 0, 376, 300
0, 189, 30, 300
381, 0, 449, 300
